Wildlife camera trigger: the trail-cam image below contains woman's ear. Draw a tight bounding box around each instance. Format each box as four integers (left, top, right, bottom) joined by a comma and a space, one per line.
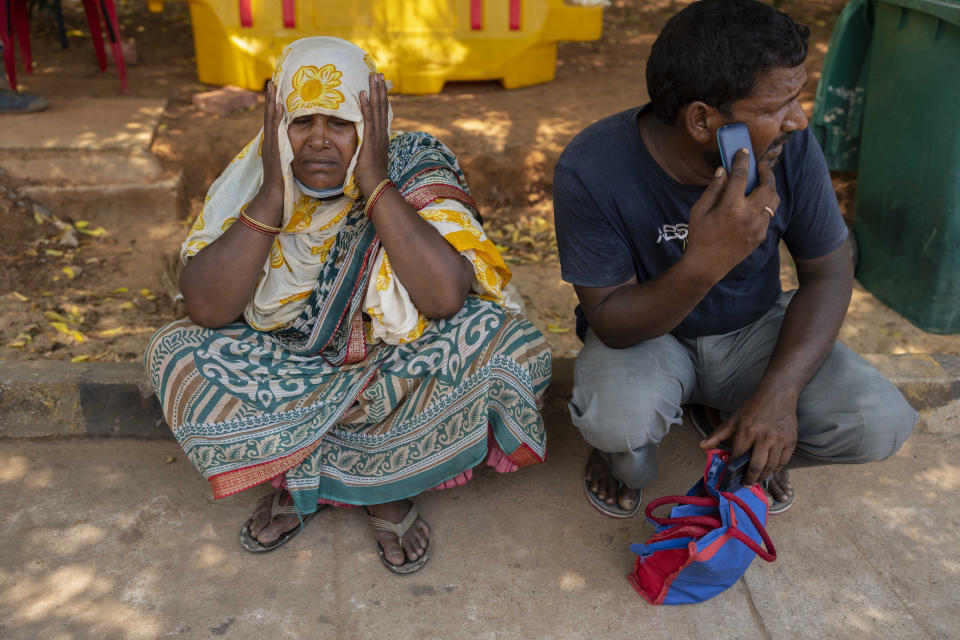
682, 101, 720, 145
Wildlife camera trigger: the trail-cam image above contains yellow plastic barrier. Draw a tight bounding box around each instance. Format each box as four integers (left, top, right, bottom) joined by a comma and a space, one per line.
149, 0, 602, 93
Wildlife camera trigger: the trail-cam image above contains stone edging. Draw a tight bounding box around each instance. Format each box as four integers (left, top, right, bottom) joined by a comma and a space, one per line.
0, 355, 957, 438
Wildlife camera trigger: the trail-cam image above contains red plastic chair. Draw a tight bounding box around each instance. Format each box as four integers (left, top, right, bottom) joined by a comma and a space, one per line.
1, 0, 30, 91
1, 0, 127, 93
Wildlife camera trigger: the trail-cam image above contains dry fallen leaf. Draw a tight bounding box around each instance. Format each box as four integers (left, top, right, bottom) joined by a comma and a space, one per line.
8, 332, 32, 348
49, 322, 85, 342
66, 307, 84, 324
11, 292, 29, 302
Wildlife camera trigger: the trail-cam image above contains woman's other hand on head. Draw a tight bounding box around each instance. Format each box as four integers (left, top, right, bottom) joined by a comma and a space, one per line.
356, 73, 391, 196
260, 80, 286, 203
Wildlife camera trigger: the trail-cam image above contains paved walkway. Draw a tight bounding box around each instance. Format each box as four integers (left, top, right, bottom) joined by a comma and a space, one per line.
0, 392, 957, 639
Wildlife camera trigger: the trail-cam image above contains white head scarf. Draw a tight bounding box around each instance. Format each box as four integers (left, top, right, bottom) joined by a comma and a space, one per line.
272, 36, 393, 220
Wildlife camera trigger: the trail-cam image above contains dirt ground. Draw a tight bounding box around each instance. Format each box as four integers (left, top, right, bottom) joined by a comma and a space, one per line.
1, 0, 956, 363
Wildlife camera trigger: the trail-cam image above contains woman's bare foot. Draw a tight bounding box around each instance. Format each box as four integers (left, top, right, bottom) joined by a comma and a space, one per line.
248, 491, 301, 544
366, 500, 430, 566
585, 448, 639, 512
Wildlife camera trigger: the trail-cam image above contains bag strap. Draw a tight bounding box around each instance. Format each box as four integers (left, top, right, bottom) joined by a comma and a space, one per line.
645, 492, 777, 562
645, 495, 723, 529
722, 491, 777, 562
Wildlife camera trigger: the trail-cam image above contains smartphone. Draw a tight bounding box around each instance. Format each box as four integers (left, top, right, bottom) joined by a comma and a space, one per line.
716, 123, 758, 196
718, 452, 752, 492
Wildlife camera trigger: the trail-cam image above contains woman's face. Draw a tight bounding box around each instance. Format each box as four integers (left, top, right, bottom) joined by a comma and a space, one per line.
287, 113, 359, 190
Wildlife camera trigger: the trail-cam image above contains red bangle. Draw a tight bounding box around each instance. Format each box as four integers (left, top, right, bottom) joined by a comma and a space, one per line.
364, 179, 395, 218
238, 211, 281, 236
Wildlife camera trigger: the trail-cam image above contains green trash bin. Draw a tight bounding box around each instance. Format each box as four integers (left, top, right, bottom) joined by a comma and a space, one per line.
814, 0, 960, 334
812, 0, 873, 172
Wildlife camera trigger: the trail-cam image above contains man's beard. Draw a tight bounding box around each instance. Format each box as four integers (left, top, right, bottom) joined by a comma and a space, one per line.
761, 133, 793, 166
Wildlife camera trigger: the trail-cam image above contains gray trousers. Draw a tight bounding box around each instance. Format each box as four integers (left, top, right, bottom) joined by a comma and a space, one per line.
569, 291, 917, 489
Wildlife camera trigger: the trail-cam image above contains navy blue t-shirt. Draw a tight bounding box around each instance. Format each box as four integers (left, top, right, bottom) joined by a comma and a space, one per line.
554, 105, 848, 339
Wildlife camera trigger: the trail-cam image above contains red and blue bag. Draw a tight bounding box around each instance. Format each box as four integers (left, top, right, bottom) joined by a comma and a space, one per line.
627, 449, 777, 605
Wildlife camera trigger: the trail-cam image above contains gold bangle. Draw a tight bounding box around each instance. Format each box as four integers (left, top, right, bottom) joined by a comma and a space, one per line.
239, 210, 283, 234
363, 178, 395, 218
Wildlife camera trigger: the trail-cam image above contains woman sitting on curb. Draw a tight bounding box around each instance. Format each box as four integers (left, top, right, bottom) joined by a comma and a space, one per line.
144, 37, 551, 574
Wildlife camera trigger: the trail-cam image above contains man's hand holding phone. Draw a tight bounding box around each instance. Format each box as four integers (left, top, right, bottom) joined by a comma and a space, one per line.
683, 130, 781, 285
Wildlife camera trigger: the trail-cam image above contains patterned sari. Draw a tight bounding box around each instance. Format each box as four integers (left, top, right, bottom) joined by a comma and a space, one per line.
145, 131, 551, 514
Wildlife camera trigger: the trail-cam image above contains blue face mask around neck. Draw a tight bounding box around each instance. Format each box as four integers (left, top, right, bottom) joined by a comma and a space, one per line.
294, 175, 344, 200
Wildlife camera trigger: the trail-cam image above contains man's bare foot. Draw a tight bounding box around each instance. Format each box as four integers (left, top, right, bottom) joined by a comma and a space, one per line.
366, 500, 430, 567
248, 490, 301, 544
585, 448, 639, 512
764, 469, 795, 514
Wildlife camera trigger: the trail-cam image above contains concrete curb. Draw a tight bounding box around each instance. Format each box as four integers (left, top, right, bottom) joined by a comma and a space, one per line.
0, 361, 165, 438
0, 354, 957, 438
863, 353, 960, 436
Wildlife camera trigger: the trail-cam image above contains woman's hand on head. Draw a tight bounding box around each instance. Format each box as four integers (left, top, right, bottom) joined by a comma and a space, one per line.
356, 73, 391, 196
260, 80, 285, 203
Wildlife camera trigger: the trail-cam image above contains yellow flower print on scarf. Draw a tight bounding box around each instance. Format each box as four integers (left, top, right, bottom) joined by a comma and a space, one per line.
191, 195, 212, 231
234, 134, 261, 163
285, 196, 321, 232
401, 315, 429, 344
184, 239, 207, 255
287, 64, 345, 112
277, 290, 312, 306
270, 237, 292, 272
419, 208, 484, 239
344, 174, 361, 200
309, 236, 337, 263
376, 255, 394, 292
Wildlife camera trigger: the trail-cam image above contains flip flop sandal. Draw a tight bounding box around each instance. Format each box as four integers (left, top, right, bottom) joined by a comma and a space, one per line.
366, 503, 430, 575
239, 490, 327, 553
584, 476, 642, 519
763, 476, 795, 515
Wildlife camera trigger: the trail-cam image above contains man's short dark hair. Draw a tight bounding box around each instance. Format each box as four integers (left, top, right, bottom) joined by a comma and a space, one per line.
646, 0, 810, 125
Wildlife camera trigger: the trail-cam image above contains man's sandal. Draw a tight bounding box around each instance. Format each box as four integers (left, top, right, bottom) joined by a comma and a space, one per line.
584, 477, 642, 518
239, 489, 327, 553
366, 503, 430, 575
